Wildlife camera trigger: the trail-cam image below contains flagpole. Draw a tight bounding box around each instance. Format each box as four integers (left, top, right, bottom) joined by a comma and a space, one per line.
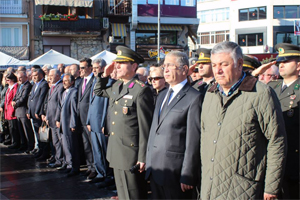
157, 0, 160, 63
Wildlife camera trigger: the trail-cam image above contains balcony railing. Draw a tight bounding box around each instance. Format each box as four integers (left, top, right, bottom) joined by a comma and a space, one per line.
108, 0, 131, 15
0, 0, 23, 14
42, 19, 102, 32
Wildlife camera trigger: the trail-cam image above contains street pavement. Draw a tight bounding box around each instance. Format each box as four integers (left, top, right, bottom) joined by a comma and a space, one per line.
0, 143, 116, 199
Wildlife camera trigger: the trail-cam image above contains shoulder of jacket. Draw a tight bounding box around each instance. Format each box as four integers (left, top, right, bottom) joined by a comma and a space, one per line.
268, 80, 282, 88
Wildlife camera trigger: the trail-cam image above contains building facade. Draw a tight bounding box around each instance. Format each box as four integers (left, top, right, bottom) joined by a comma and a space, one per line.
197, 0, 300, 54
0, 0, 31, 61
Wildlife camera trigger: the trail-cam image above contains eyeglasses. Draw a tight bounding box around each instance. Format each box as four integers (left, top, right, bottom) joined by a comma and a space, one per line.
149, 77, 164, 82
162, 63, 181, 70
263, 74, 276, 78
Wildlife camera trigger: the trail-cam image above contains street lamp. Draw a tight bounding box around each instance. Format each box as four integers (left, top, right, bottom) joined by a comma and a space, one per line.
157, 0, 161, 63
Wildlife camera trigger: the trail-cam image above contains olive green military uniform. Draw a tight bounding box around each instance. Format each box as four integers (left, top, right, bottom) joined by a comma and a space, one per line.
242, 55, 261, 72
93, 46, 154, 200
268, 43, 300, 199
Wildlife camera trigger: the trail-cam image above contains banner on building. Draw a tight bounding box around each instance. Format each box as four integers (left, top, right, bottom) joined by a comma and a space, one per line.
295, 20, 300, 36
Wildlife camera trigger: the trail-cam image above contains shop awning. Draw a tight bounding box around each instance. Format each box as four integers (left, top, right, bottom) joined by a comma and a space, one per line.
35, 0, 93, 7
137, 24, 182, 31
111, 23, 127, 37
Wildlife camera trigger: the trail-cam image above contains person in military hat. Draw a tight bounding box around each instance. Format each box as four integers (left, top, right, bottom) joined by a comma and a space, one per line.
94, 45, 154, 199
189, 57, 201, 82
242, 55, 261, 73
268, 43, 300, 199
189, 48, 215, 96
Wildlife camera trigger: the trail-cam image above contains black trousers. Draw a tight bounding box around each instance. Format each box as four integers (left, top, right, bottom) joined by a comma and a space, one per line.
8, 119, 19, 145
17, 117, 34, 149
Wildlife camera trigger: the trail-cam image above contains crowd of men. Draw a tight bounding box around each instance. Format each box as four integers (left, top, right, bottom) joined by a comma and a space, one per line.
0, 41, 299, 200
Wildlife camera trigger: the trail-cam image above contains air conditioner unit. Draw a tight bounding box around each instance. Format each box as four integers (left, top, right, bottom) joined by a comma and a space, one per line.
103, 18, 109, 29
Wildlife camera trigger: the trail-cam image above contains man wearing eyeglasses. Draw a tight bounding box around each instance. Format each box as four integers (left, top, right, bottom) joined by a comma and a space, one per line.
258, 63, 279, 84
94, 46, 154, 200
146, 51, 202, 199
189, 48, 215, 96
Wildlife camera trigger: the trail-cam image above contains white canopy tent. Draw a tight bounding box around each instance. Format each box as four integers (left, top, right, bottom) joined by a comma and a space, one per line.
0, 51, 25, 66
91, 50, 117, 64
35, 0, 93, 7
27, 49, 79, 66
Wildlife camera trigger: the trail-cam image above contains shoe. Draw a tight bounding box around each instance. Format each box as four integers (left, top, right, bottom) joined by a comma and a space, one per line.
3, 140, 11, 145
36, 155, 49, 161
25, 150, 30, 154
33, 150, 43, 158
81, 170, 91, 176
56, 165, 67, 171
48, 163, 61, 168
30, 148, 39, 155
8, 143, 20, 149
47, 156, 55, 164
66, 170, 80, 178
88, 177, 105, 183
87, 171, 98, 180
62, 168, 72, 173
96, 177, 115, 189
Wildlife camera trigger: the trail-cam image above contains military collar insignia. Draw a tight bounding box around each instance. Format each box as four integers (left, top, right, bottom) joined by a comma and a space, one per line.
135, 80, 145, 87
128, 82, 135, 88
276, 82, 281, 88
290, 95, 296, 100
295, 84, 299, 90
278, 47, 284, 54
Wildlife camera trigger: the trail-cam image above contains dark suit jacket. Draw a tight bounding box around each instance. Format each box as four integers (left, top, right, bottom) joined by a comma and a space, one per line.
146, 82, 202, 187
46, 81, 65, 128
74, 77, 82, 89
77, 74, 94, 126
13, 81, 32, 118
27, 79, 49, 119
55, 87, 78, 135
86, 78, 114, 133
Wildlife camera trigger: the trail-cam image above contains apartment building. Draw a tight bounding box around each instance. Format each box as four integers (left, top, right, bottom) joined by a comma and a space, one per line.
0, 0, 31, 61
197, 0, 300, 54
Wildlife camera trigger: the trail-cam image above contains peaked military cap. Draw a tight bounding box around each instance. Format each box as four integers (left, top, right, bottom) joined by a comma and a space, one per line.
189, 57, 198, 66
196, 48, 211, 64
275, 43, 300, 63
243, 55, 261, 70
114, 45, 144, 64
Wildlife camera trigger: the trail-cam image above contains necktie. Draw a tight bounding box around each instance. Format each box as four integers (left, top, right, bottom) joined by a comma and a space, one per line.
50, 85, 55, 95
63, 91, 68, 101
82, 78, 87, 95
159, 88, 174, 120
281, 85, 287, 94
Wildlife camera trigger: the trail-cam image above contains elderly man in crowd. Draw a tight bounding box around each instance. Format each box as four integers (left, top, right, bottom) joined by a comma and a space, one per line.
259, 63, 279, 84
94, 46, 154, 199
55, 74, 80, 177
43, 69, 65, 168
200, 41, 287, 200
42, 64, 53, 82
268, 43, 300, 199
12, 71, 33, 152
70, 64, 82, 88
146, 51, 202, 199
136, 67, 149, 84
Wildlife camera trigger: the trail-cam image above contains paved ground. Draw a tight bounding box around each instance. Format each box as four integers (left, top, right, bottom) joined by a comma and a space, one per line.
0, 143, 116, 200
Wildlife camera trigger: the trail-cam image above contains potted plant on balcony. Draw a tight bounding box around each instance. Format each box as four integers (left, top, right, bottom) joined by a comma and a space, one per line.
39, 14, 50, 21
50, 13, 60, 20
68, 14, 78, 21
60, 14, 68, 21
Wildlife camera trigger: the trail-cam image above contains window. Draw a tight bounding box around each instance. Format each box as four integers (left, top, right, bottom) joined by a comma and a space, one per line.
181, 0, 195, 7
276, 33, 300, 46
165, 0, 179, 5
148, 0, 162, 4
199, 8, 229, 23
137, 0, 146, 4
274, 6, 300, 19
198, 31, 229, 45
0, 26, 21, 46
136, 32, 177, 45
239, 6, 267, 21
238, 33, 263, 46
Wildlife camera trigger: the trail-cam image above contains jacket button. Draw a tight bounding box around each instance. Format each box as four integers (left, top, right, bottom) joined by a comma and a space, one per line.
210, 177, 213, 180
125, 100, 128, 103
111, 132, 114, 135
130, 143, 134, 147
217, 122, 221, 126
296, 149, 299, 153
112, 121, 115, 125
115, 101, 118, 104
211, 158, 214, 162
213, 140, 217, 144
114, 111, 117, 115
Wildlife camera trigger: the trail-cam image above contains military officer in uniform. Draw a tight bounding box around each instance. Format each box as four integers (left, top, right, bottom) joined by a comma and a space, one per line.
189, 48, 215, 96
94, 46, 154, 200
268, 43, 300, 199
242, 55, 261, 73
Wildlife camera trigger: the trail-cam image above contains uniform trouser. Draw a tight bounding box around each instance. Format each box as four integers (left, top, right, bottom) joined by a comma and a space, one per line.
17, 117, 34, 150
113, 168, 147, 200
90, 131, 108, 178
61, 129, 80, 171
150, 175, 193, 199
8, 119, 19, 145
50, 127, 63, 165
82, 126, 94, 172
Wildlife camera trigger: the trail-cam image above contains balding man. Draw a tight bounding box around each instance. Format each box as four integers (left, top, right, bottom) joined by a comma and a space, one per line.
70, 64, 82, 88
